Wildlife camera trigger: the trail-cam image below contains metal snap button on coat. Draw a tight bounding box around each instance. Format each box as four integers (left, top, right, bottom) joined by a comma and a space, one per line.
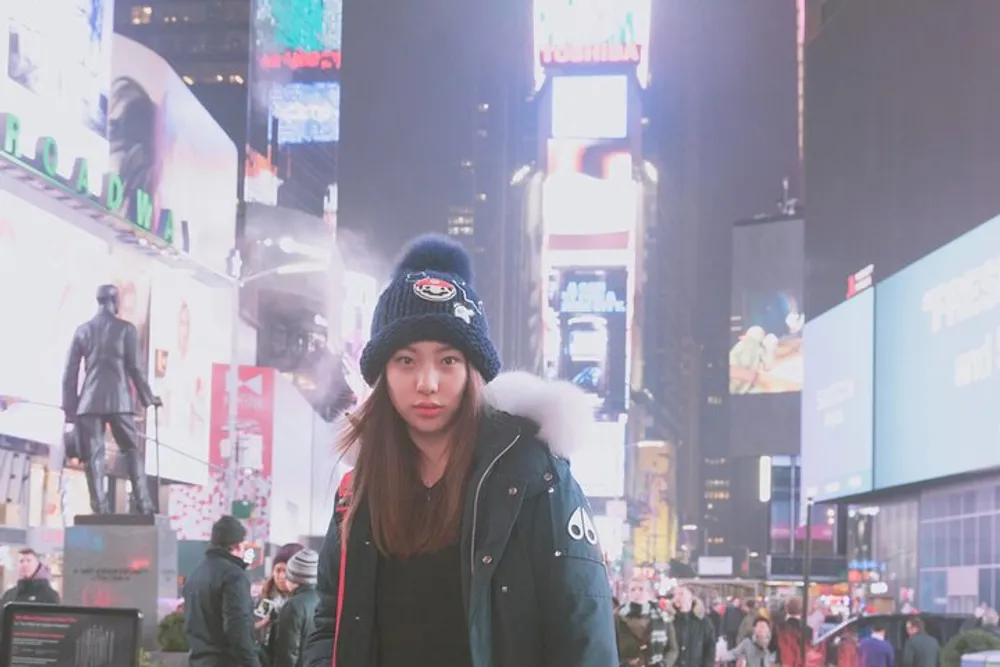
482, 555, 493, 565
554, 550, 562, 557
500, 585, 509, 593
508, 486, 518, 496
543, 472, 553, 482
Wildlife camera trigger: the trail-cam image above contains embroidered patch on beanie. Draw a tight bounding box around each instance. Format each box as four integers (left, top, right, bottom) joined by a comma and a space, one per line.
359, 234, 501, 385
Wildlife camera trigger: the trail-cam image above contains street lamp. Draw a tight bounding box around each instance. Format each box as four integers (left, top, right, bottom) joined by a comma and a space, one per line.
224, 255, 329, 513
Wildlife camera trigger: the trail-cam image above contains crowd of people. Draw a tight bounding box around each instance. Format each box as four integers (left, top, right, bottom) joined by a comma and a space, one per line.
614, 583, 820, 667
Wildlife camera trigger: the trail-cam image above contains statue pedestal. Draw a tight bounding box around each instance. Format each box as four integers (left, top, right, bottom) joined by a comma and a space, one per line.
63, 514, 178, 650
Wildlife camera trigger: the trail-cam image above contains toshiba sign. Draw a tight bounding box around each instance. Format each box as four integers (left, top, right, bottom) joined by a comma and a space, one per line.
539, 43, 642, 66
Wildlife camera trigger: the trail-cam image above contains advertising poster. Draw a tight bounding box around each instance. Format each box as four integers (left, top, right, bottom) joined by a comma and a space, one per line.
245, 0, 343, 229
729, 218, 805, 395
0, 192, 109, 447
874, 212, 1000, 489
801, 289, 876, 502
631, 444, 674, 565
0, 0, 114, 188
550, 267, 628, 417
109, 35, 238, 273
146, 268, 224, 486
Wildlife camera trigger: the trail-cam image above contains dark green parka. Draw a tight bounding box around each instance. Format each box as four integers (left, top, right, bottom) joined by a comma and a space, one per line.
303, 371, 618, 667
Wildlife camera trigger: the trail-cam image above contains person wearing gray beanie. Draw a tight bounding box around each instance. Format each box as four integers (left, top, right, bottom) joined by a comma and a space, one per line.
273, 549, 320, 667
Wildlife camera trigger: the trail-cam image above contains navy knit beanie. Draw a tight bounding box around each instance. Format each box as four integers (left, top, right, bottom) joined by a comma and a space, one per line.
359, 235, 501, 386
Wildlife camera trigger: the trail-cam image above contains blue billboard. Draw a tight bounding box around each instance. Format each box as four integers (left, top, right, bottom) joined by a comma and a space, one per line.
801, 289, 875, 502
873, 214, 1000, 489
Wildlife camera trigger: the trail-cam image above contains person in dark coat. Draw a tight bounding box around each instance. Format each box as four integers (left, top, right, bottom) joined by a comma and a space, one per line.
722, 598, 745, 650
902, 617, 939, 667
273, 549, 320, 667
0, 549, 59, 604
184, 516, 261, 667
616, 578, 679, 666
670, 586, 717, 667
301, 236, 616, 667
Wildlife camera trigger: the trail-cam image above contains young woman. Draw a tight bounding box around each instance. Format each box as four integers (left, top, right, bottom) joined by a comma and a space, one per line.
302, 235, 616, 667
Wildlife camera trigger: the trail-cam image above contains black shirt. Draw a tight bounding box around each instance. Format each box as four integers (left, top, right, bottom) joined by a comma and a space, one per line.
375, 492, 472, 667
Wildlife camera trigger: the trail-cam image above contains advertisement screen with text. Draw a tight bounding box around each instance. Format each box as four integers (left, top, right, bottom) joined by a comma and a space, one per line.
1, 605, 140, 667
874, 212, 1000, 490
801, 289, 875, 502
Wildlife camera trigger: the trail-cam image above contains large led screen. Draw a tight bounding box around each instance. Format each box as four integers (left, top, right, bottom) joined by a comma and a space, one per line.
728, 217, 804, 458
873, 214, 1000, 489
730, 218, 805, 395
801, 289, 875, 502
246, 0, 342, 227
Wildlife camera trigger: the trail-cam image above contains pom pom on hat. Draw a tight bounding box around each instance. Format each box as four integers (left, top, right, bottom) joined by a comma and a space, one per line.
393, 234, 473, 283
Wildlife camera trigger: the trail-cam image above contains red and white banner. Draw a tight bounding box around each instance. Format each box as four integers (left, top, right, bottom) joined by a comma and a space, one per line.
168, 364, 276, 541
208, 363, 276, 479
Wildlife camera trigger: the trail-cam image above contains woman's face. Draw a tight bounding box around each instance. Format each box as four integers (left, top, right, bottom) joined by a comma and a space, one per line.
385, 341, 468, 438
272, 562, 289, 593
753, 621, 771, 644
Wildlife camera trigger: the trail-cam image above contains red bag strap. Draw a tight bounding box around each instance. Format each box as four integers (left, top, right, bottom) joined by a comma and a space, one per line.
331, 471, 353, 667
332, 535, 347, 667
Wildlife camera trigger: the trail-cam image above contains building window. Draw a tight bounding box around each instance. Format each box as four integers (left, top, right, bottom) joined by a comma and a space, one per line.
131, 5, 152, 24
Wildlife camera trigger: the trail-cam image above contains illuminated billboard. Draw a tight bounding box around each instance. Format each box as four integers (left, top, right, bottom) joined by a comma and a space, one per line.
0, 0, 114, 188
729, 218, 805, 395
546, 267, 628, 417
533, 0, 651, 90
873, 212, 1000, 490
728, 217, 804, 458
246, 0, 342, 230
270, 82, 342, 145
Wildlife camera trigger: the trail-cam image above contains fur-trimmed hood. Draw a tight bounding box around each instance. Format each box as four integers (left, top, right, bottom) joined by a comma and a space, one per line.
485, 371, 592, 460
664, 596, 707, 621
338, 371, 594, 465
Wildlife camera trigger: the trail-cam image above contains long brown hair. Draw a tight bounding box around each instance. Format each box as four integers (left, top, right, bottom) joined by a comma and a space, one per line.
339, 369, 485, 558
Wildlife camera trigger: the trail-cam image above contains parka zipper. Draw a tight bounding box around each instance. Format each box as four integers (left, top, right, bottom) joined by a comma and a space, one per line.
469, 433, 521, 575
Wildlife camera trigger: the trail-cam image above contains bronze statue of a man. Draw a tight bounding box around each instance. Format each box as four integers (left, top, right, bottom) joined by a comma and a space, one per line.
62, 284, 162, 514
